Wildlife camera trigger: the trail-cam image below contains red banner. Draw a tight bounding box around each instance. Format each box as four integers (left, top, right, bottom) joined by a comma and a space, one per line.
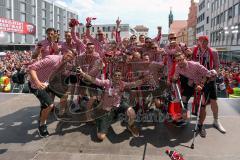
0, 17, 36, 35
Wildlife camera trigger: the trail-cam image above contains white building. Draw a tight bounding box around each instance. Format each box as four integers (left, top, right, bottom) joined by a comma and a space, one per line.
79, 24, 137, 41
134, 25, 149, 38
0, 0, 78, 51
196, 0, 211, 38
210, 0, 240, 62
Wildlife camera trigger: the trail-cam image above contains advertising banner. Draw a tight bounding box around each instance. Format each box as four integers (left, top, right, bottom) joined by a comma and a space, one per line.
0, 17, 36, 35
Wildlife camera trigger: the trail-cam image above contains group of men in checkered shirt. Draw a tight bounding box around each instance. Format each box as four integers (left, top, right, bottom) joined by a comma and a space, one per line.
27, 17, 226, 140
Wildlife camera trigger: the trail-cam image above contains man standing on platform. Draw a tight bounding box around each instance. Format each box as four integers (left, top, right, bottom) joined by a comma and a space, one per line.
192, 36, 226, 134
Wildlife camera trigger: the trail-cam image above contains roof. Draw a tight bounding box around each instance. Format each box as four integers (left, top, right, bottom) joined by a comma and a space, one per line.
169, 20, 187, 33
134, 25, 149, 32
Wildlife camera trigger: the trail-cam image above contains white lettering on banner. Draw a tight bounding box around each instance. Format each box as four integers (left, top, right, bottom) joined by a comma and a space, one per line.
0, 17, 35, 35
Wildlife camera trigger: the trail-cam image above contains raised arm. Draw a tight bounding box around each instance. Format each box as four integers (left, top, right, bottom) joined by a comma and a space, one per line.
153, 27, 162, 43
115, 17, 122, 43
70, 25, 86, 53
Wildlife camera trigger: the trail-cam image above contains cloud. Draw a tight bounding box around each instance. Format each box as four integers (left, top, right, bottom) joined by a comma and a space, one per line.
63, 0, 192, 37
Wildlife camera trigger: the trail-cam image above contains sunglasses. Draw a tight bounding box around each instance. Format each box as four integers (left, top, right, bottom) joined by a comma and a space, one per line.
169, 37, 177, 40
114, 74, 121, 77
175, 58, 184, 62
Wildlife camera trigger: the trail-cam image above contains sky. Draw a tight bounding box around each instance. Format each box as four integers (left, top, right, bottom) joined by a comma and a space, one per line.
55, 0, 199, 38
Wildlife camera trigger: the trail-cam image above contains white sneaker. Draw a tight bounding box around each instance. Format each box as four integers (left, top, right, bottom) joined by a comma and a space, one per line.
213, 119, 226, 133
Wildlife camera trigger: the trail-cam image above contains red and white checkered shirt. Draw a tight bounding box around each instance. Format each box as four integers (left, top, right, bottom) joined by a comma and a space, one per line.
58, 41, 79, 55
94, 79, 137, 111
174, 61, 211, 85
28, 55, 63, 89
36, 39, 58, 59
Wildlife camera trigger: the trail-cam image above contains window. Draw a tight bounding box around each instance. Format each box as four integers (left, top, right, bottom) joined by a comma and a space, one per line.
239, 4, 240, 15
20, 13, 26, 21
232, 5, 236, 17
57, 8, 60, 15
6, 9, 11, 19
42, 10, 46, 18
42, 19, 46, 26
228, 7, 233, 20
235, 4, 239, 16
50, 5, 53, 12
31, 7, 35, 14
92, 27, 94, 32
42, 28, 46, 35
103, 27, 105, 32
6, 0, 10, 8
21, 35, 26, 43
20, 2, 26, 12
50, 12, 53, 19
42, 1, 46, 9
207, 16, 209, 24
108, 26, 110, 32
31, 16, 35, 23
31, 0, 35, 5
57, 15, 60, 21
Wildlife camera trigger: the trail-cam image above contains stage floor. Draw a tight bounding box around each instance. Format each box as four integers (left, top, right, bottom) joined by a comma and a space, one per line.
0, 93, 240, 160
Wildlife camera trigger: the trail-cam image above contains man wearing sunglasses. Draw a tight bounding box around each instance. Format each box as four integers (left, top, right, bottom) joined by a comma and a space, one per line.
86, 19, 107, 57
192, 36, 226, 134
173, 52, 218, 137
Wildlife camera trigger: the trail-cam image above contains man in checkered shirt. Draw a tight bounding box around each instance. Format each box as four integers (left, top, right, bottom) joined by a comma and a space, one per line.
173, 52, 218, 138
77, 67, 152, 141
28, 50, 76, 138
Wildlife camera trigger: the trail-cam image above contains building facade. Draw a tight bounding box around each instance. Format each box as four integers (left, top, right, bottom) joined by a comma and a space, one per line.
169, 20, 188, 34
210, 0, 240, 62
79, 24, 137, 41
187, 0, 198, 47
177, 26, 188, 45
196, 0, 211, 38
134, 25, 149, 38
0, 0, 78, 47
160, 34, 169, 48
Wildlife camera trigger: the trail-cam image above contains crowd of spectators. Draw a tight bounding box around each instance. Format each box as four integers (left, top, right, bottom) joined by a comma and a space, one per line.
0, 50, 239, 97
0, 50, 32, 92
216, 62, 240, 97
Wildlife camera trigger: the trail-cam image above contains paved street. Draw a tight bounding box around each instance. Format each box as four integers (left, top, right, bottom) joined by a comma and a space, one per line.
0, 93, 240, 160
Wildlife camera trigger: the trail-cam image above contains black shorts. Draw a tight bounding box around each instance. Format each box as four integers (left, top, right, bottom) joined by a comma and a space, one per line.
180, 75, 195, 99
29, 82, 63, 109
203, 80, 217, 100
